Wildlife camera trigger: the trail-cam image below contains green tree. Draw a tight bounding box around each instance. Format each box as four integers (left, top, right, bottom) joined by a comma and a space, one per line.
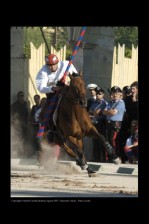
24, 27, 46, 58
114, 27, 138, 57
55, 27, 73, 59
23, 27, 73, 59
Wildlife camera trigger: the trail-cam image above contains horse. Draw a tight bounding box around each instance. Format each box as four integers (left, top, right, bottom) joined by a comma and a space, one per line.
46, 72, 121, 176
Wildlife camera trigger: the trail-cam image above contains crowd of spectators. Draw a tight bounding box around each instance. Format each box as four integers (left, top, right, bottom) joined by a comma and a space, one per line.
86, 81, 138, 164
11, 80, 138, 164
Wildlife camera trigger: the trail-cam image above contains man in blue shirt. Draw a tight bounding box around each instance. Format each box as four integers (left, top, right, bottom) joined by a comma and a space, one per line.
103, 86, 126, 162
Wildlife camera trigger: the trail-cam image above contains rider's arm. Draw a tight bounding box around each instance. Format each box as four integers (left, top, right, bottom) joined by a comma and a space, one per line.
36, 71, 54, 93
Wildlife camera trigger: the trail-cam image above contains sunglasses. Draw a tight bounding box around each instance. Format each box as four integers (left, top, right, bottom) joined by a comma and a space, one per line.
19, 95, 24, 97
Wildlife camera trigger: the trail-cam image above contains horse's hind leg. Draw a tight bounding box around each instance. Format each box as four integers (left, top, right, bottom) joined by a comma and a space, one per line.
87, 126, 121, 164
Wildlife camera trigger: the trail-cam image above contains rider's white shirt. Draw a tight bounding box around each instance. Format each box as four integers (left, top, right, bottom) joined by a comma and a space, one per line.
36, 61, 77, 94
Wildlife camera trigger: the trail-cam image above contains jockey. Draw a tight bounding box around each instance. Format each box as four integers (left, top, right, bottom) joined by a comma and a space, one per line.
35, 54, 78, 140
36, 54, 78, 99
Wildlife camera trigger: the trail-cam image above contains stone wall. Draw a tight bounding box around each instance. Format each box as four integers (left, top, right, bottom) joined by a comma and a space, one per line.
10, 27, 28, 104
71, 27, 114, 100
72, 27, 115, 160
83, 27, 114, 100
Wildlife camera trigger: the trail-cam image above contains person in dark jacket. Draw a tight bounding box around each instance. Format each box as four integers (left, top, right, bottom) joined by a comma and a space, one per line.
11, 91, 30, 156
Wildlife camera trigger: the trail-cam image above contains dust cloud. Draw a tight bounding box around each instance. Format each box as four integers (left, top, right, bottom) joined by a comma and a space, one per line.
11, 119, 34, 158
38, 143, 80, 175
11, 119, 79, 175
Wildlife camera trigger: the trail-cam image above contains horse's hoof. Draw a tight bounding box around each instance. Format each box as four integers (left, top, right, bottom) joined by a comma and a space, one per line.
87, 167, 98, 177
88, 172, 98, 177
113, 157, 121, 165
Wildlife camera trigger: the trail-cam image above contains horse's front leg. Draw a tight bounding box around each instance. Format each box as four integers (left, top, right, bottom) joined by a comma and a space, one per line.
68, 137, 87, 169
68, 136, 96, 176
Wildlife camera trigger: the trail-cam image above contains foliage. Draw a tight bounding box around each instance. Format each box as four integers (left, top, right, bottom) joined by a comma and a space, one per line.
55, 27, 73, 60
24, 27, 138, 59
23, 27, 73, 58
114, 27, 138, 57
24, 27, 45, 58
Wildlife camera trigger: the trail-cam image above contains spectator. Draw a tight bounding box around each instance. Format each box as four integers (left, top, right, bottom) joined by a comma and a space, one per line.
11, 91, 30, 156
89, 87, 108, 162
11, 91, 29, 125
124, 120, 138, 164
29, 95, 42, 155
86, 83, 97, 111
30, 94, 41, 124
123, 86, 132, 98
118, 85, 132, 162
103, 86, 126, 162
130, 81, 138, 122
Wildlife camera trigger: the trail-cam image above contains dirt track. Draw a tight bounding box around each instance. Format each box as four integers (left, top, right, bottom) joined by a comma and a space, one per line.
11, 159, 138, 198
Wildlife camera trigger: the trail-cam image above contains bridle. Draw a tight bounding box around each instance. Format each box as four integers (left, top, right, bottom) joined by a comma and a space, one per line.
69, 77, 87, 108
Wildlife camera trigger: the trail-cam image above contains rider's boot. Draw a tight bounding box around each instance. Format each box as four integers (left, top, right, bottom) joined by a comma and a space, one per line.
46, 119, 55, 143
46, 130, 55, 143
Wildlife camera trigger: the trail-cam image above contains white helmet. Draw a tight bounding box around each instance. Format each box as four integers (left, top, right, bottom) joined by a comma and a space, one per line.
87, 83, 97, 90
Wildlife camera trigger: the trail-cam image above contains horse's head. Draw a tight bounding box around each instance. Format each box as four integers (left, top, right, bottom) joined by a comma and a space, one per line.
69, 71, 87, 108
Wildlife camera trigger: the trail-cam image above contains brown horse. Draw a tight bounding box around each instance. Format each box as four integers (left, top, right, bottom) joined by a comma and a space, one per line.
48, 72, 121, 176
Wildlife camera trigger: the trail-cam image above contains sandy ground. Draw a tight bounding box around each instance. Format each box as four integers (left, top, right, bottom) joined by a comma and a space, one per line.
11, 118, 138, 200
11, 157, 138, 198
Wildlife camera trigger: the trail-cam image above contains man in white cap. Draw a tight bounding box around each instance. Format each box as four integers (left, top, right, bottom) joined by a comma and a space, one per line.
86, 83, 97, 111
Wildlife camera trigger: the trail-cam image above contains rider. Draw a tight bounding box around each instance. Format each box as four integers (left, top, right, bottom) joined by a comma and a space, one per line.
36, 54, 78, 98
35, 54, 78, 140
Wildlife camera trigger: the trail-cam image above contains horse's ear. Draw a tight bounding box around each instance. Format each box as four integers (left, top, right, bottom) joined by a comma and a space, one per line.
79, 70, 83, 77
